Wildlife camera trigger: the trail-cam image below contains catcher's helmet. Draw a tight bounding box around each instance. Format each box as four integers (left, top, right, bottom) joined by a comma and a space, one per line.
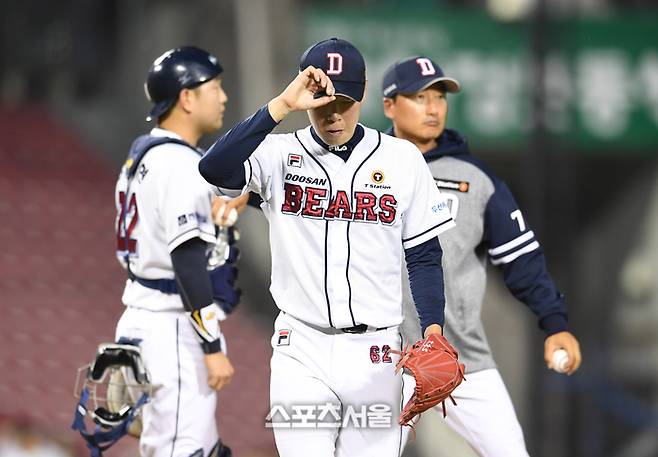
144, 46, 223, 121
72, 341, 155, 456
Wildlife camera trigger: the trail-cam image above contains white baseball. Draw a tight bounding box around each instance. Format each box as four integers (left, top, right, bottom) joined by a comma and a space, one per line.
214, 206, 238, 227
551, 349, 570, 374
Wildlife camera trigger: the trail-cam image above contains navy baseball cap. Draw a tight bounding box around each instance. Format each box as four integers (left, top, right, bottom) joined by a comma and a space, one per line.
299, 37, 366, 102
382, 56, 460, 98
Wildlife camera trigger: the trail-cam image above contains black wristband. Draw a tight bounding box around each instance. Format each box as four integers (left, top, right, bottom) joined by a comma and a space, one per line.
201, 339, 223, 354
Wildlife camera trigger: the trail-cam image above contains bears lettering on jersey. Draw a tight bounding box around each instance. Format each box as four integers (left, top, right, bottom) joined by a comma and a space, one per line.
280, 182, 398, 225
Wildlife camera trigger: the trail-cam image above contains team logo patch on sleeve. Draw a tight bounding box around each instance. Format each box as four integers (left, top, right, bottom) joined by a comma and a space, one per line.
287, 154, 303, 168
434, 178, 469, 193
277, 329, 291, 346
177, 215, 188, 226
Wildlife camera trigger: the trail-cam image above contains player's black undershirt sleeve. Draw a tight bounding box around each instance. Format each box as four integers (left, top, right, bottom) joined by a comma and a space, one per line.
405, 237, 446, 333
199, 105, 278, 189
171, 238, 222, 353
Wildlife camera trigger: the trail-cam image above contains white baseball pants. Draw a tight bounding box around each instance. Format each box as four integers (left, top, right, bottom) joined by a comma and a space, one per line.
401, 368, 529, 457
116, 307, 226, 457
269, 312, 405, 457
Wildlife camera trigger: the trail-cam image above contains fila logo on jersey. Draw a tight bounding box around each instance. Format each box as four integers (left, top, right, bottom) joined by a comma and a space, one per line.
416, 58, 436, 76
327, 53, 343, 75
288, 154, 303, 168
434, 178, 470, 193
328, 144, 347, 152
277, 329, 291, 346
281, 183, 397, 225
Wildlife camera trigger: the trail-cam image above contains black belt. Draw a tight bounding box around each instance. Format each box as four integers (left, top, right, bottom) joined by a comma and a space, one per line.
341, 324, 389, 334
281, 312, 390, 335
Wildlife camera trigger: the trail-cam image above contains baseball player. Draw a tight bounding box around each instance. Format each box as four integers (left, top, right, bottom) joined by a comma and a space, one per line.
198, 38, 456, 457
382, 56, 582, 456
114, 46, 237, 457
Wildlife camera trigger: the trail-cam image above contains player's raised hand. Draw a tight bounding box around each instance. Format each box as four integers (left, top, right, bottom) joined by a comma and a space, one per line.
268, 66, 336, 122
204, 352, 235, 390
544, 331, 582, 375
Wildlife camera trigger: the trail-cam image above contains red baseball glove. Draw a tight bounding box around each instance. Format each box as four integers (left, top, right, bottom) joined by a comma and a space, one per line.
394, 333, 465, 426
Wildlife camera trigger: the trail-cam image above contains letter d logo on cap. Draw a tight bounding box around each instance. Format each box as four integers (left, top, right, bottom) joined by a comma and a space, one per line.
416, 57, 436, 76
327, 53, 343, 75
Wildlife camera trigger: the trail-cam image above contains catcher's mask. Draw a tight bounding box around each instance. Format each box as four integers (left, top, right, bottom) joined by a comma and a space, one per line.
72, 340, 154, 456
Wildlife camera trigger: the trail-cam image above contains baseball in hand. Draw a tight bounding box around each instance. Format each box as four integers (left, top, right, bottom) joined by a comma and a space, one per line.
551, 349, 570, 374
214, 206, 238, 227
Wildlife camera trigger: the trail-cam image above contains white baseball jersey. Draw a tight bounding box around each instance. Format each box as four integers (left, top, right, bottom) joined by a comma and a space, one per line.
115, 128, 216, 312
218, 125, 454, 329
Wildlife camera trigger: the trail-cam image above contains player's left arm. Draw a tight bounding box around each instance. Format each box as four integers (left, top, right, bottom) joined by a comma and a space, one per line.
404, 238, 444, 337
170, 239, 224, 352
401, 144, 455, 337
484, 179, 581, 374
160, 152, 238, 386
170, 239, 236, 389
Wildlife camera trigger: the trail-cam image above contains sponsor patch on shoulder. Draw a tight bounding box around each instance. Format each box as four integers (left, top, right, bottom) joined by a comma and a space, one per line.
434, 178, 469, 193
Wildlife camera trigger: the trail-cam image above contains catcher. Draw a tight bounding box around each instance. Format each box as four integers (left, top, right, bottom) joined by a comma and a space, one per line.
108, 47, 238, 457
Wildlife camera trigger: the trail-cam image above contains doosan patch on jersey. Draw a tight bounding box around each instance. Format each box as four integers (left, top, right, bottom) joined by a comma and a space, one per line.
277, 329, 291, 346
287, 153, 303, 168
284, 173, 327, 186
434, 178, 469, 193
